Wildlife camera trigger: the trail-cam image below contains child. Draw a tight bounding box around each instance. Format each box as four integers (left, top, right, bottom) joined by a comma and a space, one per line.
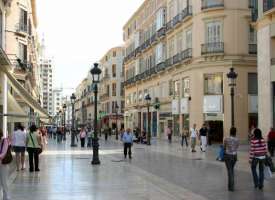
216, 145, 225, 161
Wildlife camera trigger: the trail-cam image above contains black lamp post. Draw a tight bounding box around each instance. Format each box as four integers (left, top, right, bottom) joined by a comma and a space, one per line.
90, 63, 102, 165
115, 102, 119, 140
63, 104, 67, 140
59, 110, 62, 127
70, 93, 77, 147
145, 93, 151, 145
227, 68, 238, 128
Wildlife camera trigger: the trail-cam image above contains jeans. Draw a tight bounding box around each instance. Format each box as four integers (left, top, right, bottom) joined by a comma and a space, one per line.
181, 136, 188, 147
80, 138, 85, 148
0, 164, 10, 200
27, 148, 39, 171
268, 140, 275, 157
124, 143, 132, 158
224, 154, 237, 191
251, 158, 265, 188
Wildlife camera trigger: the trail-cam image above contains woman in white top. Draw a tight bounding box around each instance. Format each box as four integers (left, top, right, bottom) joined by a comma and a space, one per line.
190, 124, 198, 153
12, 124, 26, 171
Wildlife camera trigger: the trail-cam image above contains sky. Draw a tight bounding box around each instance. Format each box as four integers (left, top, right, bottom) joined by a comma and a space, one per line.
36, 0, 143, 96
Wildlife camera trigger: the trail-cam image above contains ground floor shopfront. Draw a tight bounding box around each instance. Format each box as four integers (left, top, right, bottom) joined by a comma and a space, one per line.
124, 61, 257, 142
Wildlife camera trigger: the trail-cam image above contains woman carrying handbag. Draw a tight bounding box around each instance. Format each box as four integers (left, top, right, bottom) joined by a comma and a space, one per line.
0, 129, 12, 200
26, 125, 42, 172
249, 128, 268, 190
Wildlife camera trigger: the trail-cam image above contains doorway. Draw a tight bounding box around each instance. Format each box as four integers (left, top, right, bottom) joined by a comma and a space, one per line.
206, 121, 224, 143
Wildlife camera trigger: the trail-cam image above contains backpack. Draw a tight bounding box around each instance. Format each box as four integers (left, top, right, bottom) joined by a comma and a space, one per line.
1, 139, 13, 164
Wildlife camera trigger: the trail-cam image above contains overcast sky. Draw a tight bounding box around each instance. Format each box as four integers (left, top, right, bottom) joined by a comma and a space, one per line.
37, 0, 143, 96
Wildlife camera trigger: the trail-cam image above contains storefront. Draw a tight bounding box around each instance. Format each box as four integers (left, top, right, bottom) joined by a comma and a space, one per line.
203, 95, 224, 143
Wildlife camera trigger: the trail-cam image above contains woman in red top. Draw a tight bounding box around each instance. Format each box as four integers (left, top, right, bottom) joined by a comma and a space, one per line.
249, 128, 267, 190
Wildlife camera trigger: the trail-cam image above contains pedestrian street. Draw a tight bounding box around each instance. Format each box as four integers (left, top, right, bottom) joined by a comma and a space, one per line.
8, 138, 275, 200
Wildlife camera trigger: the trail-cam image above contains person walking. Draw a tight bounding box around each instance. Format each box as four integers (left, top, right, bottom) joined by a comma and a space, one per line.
122, 128, 133, 159
190, 124, 198, 152
199, 124, 208, 152
0, 129, 11, 200
223, 127, 239, 191
267, 127, 275, 157
12, 124, 26, 171
56, 127, 62, 143
87, 128, 93, 148
250, 128, 268, 190
80, 128, 86, 148
181, 126, 189, 147
166, 126, 172, 143
26, 125, 42, 172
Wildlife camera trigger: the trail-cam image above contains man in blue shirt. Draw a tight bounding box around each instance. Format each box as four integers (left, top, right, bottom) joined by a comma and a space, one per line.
122, 128, 133, 159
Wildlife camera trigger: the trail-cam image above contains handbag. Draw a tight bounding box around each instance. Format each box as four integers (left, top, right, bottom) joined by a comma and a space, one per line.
29, 133, 43, 155
264, 165, 272, 180
0, 139, 13, 164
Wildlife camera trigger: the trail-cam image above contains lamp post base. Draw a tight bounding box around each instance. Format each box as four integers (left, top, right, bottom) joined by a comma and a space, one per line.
70, 144, 77, 147
91, 139, 100, 165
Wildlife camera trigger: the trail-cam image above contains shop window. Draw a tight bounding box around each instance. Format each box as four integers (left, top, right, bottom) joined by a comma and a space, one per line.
204, 74, 223, 95
248, 73, 258, 95
182, 77, 190, 97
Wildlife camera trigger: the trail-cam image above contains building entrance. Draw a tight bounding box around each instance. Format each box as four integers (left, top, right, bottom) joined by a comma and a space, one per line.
206, 121, 224, 143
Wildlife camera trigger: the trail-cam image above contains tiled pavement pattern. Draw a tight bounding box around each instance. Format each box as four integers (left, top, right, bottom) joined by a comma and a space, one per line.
8, 136, 275, 200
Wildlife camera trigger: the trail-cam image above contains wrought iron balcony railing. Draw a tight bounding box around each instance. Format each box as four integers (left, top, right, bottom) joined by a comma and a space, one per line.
181, 48, 193, 61
201, 0, 224, 10
263, 0, 275, 12
166, 57, 173, 67
249, 44, 257, 54
201, 42, 224, 54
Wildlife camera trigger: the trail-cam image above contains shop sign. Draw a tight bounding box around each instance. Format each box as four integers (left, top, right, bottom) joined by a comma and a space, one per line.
172, 99, 180, 115
203, 95, 223, 113
180, 98, 189, 114
159, 112, 172, 119
248, 95, 258, 113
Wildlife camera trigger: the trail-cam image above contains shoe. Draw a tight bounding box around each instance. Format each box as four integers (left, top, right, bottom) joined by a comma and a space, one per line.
258, 186, 263, 190
129, 156, 132, 159
35, 169, 40, 172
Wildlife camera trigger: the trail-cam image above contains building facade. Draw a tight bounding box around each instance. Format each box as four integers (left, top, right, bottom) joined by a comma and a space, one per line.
123, 0, 258, 142
75, 73, 95, 128
40, 58, 53, 116
0, 0, 48, 135
53, 88, 62, 115
255, 0, 275, 135
99, 47, 125, 130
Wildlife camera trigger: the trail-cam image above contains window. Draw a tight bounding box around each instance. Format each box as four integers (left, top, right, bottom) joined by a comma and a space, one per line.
138, 90, 143, 102
206, 21, 222, 43
106, 85, 110, 96
204, 74, 223, 95
112, 64, 116, 77
168, 37, 175, 57
182, 77, 190, 97
186, 29, 192, 49
133, 92, 137, 103
19, 43, 27, 62
169, 80, 173, 96
120, 82, 124, 96
174, 80, 180, 97
176, 31, 183, 53
19, 9, 28, 31
112, 83, 116, 96
113, 51, 116, 57
248, 73, 258, 95
156, 8, 166, 30
155, 43, 166, 64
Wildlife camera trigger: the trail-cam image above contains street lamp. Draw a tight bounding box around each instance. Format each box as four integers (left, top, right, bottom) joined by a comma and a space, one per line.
227, 68, 238, 128
90, 63, 102, 165
115, 102, 119, 140
145, 93, 151, 145
63, 104, 67, 140
70, 93, 77, 147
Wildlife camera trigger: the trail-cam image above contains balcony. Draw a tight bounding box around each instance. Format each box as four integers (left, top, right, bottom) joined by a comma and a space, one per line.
150, 33, 157, 44
173, 13, 182, 27
157, 27, 166, 38
263, 0, 275, 13
166, 20, 173, 32
156, 62, 166, 72
201, 0, 224, 10
166, 57, 173, 67
173, 53, 181, 65
15, 23, 28, 36
201, 42, 224, 55
181, 48, 193, 61
182, 6, 193, 19
249, 44, 257, 54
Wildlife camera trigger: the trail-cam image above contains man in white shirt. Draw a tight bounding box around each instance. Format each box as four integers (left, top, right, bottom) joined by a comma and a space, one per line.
190, 124, 198, 152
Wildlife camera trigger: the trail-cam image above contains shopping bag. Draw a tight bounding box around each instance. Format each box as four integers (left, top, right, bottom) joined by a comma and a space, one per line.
264, 166, 272, 180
